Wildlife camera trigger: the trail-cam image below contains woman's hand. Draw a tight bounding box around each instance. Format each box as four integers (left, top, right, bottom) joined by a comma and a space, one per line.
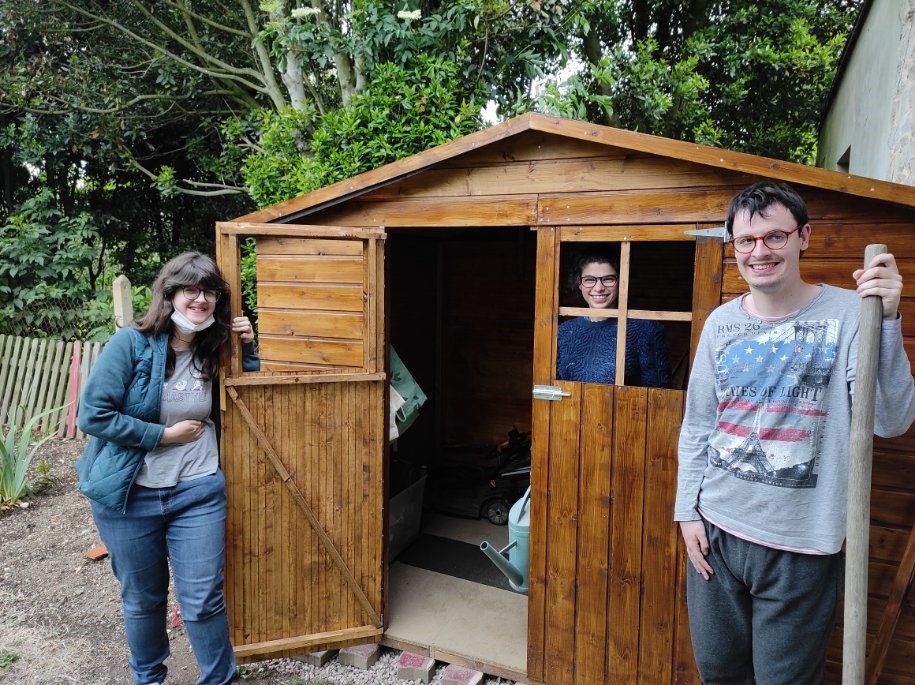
232, 316, 255, 343
161, 419, 205, 444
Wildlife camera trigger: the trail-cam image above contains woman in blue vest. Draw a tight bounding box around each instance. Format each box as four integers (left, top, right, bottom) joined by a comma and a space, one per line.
557, 250, 671, 388
77, 252, 259, 685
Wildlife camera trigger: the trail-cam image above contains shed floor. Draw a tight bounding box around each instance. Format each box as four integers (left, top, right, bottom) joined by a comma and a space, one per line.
383, 514, 528, 681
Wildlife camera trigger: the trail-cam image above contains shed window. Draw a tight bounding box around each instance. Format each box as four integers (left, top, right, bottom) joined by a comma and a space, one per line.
556, 238, 694, 389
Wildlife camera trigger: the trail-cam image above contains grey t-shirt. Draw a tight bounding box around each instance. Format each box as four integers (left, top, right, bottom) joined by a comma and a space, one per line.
675, 285, 915, 554
135, 349, 218, 487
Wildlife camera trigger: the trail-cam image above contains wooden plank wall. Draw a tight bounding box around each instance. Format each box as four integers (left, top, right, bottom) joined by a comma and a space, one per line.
255, 236, 367, 371
222, 380, 384, 659
527, 383, 695, 685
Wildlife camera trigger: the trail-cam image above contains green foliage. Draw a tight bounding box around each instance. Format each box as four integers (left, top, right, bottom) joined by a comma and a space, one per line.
240, 238, 258, 319
32, 459, 54, 494
535, 0, 859, 162
243, 56, 483, 207
309, 56, 482, 187
0, 650, 19, 669
0, 189, 110, 340
237, 107, 317, 208
0, 406, 62, 508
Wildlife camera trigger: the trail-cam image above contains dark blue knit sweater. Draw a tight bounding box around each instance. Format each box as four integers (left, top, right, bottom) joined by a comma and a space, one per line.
556, 316, 671, 387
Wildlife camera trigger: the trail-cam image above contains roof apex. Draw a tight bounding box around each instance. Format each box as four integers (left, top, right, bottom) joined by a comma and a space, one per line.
235, 112, 915, 223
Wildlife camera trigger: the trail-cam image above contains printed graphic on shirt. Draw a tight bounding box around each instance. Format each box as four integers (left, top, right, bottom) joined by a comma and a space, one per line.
160, 359, 210, 427
163, 368, 206, 404
709, 318, 838, 488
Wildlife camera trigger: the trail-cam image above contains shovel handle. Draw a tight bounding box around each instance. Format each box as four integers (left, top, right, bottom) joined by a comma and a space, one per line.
843, 243, 886, 684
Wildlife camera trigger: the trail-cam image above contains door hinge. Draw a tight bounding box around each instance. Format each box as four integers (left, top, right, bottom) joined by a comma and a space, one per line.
684, 225, 728, 240
533, 384, 571, 401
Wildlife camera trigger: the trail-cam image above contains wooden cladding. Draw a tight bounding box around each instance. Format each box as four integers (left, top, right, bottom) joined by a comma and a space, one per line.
223, 381, 385, 660
254, 234, 378, 371
527, 384, 697, 684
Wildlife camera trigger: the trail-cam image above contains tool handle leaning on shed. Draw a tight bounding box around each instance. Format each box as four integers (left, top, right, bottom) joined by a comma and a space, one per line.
843, 243, 887, 685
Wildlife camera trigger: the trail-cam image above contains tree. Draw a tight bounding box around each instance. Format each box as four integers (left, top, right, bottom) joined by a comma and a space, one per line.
0, 189, 109, 339
0, 0, 860, 313
537, 0, 861, 163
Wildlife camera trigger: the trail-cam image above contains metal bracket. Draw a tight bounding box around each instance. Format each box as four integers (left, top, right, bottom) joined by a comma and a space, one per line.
532, 384, 571, 401
684, 225, 728, 241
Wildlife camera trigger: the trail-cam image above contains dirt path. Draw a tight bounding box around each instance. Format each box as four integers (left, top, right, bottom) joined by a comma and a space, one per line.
1, 438, 517, 685
0, 438, 291, 684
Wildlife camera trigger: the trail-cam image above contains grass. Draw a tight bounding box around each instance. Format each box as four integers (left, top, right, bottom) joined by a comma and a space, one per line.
0, 650, 20, 669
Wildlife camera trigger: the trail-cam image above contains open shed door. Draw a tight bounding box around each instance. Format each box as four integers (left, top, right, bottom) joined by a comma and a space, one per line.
216, 222, 386, 662
526, 225, 723, 685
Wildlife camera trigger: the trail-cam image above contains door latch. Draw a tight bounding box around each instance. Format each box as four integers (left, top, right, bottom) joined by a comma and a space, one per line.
532, 384, 571, 401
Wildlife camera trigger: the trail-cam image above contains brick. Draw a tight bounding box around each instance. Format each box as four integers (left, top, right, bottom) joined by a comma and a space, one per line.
85, 544, 108, 561
338, 643, 380, 669
294, 649, 337, 666
441, 663, 484, 685
395, 651, 435, 683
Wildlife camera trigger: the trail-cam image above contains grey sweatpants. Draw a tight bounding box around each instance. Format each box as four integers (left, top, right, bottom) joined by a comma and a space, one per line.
686, 519, 841, 685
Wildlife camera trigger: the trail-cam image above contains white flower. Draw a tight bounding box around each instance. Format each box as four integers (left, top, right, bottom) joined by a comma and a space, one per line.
291, 6, 320, 18
396, 9, 421, 21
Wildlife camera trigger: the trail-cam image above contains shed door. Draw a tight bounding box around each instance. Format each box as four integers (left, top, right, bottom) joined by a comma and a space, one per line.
526, 225, 723, 685
216, 222, 386, 662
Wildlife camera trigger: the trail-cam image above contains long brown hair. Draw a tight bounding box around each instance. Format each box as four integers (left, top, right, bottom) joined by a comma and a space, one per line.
133, 252, 230, 380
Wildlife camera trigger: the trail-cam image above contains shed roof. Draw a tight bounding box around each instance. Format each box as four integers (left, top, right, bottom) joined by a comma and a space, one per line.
236, 112, 915, 224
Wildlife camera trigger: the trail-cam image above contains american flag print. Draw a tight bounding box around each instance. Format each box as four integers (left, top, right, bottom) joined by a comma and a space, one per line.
707, 318, 839, 489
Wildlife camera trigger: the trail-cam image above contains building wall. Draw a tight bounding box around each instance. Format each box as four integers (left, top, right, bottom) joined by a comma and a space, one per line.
818, 0, 915, 184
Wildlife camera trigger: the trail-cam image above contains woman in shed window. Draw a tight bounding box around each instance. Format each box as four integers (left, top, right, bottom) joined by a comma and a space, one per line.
557, 250, 671, 388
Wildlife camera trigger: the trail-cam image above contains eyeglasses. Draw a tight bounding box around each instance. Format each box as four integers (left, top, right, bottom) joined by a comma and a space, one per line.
180, 286, 221, 303
732, 226, 802, 253
580, 275, 619, 288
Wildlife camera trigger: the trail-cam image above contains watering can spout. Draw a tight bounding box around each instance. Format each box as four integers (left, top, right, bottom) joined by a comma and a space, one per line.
479, 485, 531, 593
480, 540, 525, 591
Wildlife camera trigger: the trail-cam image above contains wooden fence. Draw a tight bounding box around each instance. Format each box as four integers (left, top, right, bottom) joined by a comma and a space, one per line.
0, 334, 104, 438
0, 276, 134, 439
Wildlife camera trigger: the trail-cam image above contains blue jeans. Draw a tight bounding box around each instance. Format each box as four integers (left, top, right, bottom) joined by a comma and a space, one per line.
686, 519, 840, 685
91, 471, 236, 685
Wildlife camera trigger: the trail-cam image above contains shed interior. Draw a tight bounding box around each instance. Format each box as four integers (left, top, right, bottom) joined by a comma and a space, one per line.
380, 225, 698, 674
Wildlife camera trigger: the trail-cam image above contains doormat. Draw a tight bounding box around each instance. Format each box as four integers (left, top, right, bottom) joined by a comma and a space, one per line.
396, 534, 513, 592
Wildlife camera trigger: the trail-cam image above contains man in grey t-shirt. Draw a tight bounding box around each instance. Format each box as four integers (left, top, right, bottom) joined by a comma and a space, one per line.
675, 182, 915, 684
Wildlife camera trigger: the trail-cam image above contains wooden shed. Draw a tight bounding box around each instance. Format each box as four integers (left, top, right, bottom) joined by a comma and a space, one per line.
215, 112, 915, 684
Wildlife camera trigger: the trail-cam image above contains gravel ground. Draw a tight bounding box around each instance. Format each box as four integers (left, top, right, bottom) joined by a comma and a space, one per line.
0, 437, 516, 685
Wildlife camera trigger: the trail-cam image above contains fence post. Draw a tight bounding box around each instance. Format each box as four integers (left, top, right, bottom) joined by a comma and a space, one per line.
113, 274, 133, 329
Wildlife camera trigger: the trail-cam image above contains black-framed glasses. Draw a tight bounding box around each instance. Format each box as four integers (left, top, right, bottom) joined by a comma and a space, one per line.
580, 275, 619, 288
180, 286, 221, 303
732, 226, 801, 253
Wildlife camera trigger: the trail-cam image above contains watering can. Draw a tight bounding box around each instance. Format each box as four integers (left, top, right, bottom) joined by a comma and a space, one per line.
480, 485, 531, 593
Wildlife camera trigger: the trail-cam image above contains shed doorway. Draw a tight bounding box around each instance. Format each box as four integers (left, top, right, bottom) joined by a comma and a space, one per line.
381, 227, 536, 680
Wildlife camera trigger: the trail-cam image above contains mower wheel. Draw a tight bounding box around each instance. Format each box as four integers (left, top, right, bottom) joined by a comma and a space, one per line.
485, 498, 510, 525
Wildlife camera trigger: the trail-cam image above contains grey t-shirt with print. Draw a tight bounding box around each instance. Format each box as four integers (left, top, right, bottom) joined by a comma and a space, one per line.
675, 285, 915, 554
135, 349, 218, 487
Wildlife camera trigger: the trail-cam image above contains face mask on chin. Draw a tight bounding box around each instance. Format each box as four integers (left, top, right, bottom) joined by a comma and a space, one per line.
171, 309, 215, 335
